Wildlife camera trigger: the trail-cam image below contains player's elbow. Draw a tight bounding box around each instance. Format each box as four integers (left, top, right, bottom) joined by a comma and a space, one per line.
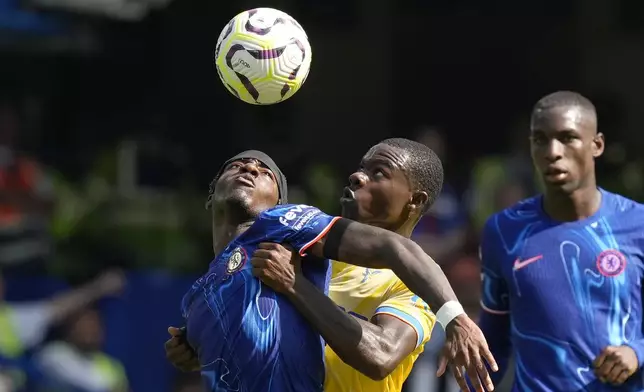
365, 362, 396, 381
361, 337, 400, 380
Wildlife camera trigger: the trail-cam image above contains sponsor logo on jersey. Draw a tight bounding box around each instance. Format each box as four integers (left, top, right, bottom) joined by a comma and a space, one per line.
279, 205, 320, 230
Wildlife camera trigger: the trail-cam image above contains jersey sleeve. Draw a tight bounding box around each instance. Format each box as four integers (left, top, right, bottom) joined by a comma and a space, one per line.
258, 204, 341, 256
480, 216, 510, 314
373, 280, 435, 349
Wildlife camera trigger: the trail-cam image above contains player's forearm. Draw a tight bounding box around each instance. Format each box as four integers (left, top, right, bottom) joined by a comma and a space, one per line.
285, 276, 396, 380
479, 310, 512, 383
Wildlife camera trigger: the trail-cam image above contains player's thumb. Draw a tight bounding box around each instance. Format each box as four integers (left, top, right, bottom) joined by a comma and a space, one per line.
168, 326, 183, 337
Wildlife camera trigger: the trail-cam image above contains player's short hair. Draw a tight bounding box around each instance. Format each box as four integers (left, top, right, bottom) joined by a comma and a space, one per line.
381, 138, 444, 214
532, 91, 596, 118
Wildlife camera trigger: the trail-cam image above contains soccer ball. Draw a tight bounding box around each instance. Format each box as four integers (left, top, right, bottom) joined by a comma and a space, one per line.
214, 8, 312, 105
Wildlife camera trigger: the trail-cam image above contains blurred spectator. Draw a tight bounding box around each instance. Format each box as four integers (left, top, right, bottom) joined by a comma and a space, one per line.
466, 118, 537, 231
36, 307, 128, 392
412, 127, 467, 263
0, 270, 124, 390
0, 104, 54, 273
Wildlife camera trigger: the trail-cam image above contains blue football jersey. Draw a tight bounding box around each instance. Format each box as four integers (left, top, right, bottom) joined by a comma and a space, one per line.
182, 204, 339, 392
480, 189, 644, 391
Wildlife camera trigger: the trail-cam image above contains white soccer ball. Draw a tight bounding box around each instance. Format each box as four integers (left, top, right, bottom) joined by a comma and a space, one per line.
214, 8, 312, 105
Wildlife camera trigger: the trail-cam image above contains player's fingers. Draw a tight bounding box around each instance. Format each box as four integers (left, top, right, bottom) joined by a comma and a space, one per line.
436, 354, 448, 377
452, 364, 472, 392
250, 257, 267, 267
169, 348, 194, 364
165, 337, 178, 349
251, 267, 265, 278
481, 345, 499, 372
613, 369, 631, 385
465, 362, 484, 392
251, 249, 273, 260
474, 357, 493, 391
593, 349, 610, 368
606, 362, 625, 384
596, 357, 617, 379
168, 326, 183, 337
257, 242, 279, 250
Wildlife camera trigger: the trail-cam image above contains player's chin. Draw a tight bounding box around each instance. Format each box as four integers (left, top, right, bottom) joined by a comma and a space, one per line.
542, 176, 578, 193
224, 186, 255, 204
340, 199, 365, 221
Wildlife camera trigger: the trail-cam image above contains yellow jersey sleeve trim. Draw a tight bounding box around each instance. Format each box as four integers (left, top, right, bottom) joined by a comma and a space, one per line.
374, 306, 424, 348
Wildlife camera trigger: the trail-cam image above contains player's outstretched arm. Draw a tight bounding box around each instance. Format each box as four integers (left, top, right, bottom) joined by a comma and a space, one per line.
308, 218, 455, 314
307, 218, 499, 391
252, 243, 419, 380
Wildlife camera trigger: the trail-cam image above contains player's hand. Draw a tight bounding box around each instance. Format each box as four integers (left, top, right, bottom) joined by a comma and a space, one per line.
251, 242, 301, 294
165, 326, 200, 372
593, 345, 638, 385
437, 314, 498, 392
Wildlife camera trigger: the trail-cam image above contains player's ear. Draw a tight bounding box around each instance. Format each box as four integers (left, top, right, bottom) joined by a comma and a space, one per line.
592, 132, 605, 158
408, 191, 429, 215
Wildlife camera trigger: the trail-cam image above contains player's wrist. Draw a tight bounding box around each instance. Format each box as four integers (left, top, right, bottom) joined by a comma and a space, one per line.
436, 300, 466, 329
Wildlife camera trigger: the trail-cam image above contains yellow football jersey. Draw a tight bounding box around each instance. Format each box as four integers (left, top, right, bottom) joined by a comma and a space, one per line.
324, 261, 435, 392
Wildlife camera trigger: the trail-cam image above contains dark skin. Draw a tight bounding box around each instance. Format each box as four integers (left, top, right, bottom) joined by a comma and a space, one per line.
531, 105, 637, 385
252, 143, 425, 381
166, 149, 497, 391
165, 157, 279, 371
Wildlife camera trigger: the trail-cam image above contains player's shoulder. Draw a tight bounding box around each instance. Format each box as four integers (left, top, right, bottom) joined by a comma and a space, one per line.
483, 195, 542, 236
601, 189, 644, 216
257, 203, 333, 232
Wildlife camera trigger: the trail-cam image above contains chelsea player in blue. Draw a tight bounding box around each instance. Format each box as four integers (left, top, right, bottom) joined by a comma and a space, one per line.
178, 149, 496, 392
480, 91, 644, 391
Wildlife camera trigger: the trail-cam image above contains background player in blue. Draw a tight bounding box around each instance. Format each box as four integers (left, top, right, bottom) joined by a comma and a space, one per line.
479, 91, 644, 391
178, 148, 497, 392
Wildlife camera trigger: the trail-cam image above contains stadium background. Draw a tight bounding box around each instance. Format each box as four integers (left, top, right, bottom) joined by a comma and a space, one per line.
1, 0, 644, 390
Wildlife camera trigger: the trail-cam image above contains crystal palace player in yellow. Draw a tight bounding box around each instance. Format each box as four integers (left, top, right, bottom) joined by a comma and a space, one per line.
250, 138, 440, 391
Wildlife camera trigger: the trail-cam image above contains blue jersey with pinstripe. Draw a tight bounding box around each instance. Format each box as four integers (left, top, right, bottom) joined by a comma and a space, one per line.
480, 189, 644, 391
182, 204, 339, 392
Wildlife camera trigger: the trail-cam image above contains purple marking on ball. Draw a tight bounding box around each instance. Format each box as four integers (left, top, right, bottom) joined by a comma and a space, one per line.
245, 16, 285, 36
225, 44, 260, 101
280, 83, 290, 98
247, 46, 286, 60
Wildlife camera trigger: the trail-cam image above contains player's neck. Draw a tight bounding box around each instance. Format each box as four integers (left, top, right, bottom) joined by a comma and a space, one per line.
543, 185, 602, 222
212, 205, 255, 254
392, 217, 418, 238
213, 220, 254, 254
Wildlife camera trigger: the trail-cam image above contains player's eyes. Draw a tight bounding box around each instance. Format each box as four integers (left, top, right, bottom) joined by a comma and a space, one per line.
372, 169, 386, 179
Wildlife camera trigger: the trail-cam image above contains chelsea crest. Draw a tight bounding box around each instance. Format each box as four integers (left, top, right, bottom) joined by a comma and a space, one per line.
227, 247, 247, 274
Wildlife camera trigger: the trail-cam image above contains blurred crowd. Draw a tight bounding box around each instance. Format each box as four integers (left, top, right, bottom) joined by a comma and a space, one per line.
0, 97, 642, 392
